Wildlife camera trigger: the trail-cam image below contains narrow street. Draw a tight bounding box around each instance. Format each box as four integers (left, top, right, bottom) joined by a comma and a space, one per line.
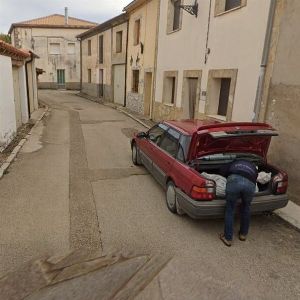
0, 90, 299, 299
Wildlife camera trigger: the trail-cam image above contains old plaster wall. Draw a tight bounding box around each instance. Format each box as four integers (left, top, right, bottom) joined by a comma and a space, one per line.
0, 55, 17, 151
12, 27, 88, 89
81, 28, 112, 101
126, 0, 159, 115
264, 0, 300, 202
154, 0, 271, 122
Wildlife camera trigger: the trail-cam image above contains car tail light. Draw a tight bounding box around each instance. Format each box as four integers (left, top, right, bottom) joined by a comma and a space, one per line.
191, 180, 216, 201
272, 174, 288, 194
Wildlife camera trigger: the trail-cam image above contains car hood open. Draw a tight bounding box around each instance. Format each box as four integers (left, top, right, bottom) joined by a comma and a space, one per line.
192, 128, 278, 160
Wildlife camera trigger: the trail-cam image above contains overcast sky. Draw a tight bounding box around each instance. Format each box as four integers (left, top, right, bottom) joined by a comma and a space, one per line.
0, 0, 130, 33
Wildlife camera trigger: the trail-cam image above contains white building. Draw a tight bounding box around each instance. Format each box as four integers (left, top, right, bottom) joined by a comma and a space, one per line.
0, 41, 38, 151
153, 0, 273, 122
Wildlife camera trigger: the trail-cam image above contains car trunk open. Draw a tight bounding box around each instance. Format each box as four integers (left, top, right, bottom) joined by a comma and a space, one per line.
190, 128, 281, 197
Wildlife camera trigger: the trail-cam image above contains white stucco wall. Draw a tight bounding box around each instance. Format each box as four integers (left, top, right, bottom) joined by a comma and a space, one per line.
155, 0, 271, 121
0, 55, 17, 151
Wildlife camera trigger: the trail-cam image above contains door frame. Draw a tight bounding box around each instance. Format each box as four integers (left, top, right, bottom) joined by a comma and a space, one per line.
182, 70, 202, 119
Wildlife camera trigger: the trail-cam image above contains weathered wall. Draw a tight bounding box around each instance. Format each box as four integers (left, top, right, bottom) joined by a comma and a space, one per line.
264, 0, 300, 203
126, 0, 159, 115
12, 27, 88, 89
81, 28, 112, 101
0, 55, 17, 151
154, 0, 271, 121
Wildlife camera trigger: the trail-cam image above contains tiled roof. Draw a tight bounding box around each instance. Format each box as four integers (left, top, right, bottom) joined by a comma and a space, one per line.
9, 14, 97, 33
0, 40, 30, 60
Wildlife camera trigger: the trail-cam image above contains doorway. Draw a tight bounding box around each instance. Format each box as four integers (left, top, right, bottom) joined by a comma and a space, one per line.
183, 77, 198, 119
113, 65, 125, 105
12, 67, 22, 128
99, 69, 104, 98
57, 69, 65, 89
144, 72, 153, 116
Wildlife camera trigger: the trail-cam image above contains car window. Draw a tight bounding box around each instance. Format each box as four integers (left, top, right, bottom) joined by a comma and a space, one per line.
148, 123, 168, 145
177, 135, 191, 162
159, 132, 179, 157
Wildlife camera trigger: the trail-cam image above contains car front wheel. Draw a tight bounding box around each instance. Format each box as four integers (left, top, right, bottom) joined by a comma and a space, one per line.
132, 143, 141, 166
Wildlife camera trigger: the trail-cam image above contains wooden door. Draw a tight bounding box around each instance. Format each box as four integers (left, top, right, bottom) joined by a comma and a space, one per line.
113, 65, 125, 105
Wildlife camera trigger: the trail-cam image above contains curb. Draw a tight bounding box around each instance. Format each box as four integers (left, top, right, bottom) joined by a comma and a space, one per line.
116, 108, 151, 129
0, 106, 49, 180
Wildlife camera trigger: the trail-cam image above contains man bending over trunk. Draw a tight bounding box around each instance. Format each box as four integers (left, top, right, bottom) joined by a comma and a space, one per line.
220, 159, 258, 247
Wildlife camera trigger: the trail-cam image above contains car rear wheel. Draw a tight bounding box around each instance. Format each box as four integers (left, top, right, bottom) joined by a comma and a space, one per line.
132, 143, 141, 166
166, 181, 178, 214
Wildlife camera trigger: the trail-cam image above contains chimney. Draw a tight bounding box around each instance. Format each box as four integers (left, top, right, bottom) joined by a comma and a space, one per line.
64, 7, 68, 25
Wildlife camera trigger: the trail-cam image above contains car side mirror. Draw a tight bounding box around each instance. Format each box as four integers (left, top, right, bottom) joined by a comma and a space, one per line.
137, 132, 147, 139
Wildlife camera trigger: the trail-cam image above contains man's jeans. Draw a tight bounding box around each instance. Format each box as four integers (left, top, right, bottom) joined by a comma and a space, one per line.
224, 174, 256, 241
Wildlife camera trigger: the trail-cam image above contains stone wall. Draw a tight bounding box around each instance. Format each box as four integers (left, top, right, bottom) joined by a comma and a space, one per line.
38, 82, 80, 90
126, 93, 144, 115
153, 102, 183, 121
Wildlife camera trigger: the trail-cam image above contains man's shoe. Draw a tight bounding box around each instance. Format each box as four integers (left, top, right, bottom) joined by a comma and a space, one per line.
239, 233, 247, 241
219, 234, 232, 247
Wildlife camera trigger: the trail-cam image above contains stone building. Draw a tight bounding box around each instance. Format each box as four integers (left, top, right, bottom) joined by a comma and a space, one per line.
124, 0, 160, 116
256, 0, 300, 204
77, 14, 128, 104
153, 0, 273, 122
9, 9, 97, 90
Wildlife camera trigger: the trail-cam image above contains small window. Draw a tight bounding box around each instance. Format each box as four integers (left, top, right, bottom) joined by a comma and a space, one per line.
132, 70, 140, 93
218, 78, 231, 116
88, 69, 92, 83
67, 43, 75, 54
163, 76, 177, 104
88, 40, 91, 56
225, 0, 241, 11
134, 19, 141, 45
173, 0, 182, 31
116, 31, 123, 53
99, 35, 104, 63
159, 132, 179, 157
148, 124, 167, 144
49, 43, 60, 55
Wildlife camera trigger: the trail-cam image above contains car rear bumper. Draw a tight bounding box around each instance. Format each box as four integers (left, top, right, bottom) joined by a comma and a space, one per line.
176, 189, 289, 219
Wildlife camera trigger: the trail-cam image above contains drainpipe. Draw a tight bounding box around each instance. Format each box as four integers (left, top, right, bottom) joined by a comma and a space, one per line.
253, 0, 277, 122
25, 52, 34, 119
124, 20, 129, 107
65, 7, 69, 25
78, 37, 82, 91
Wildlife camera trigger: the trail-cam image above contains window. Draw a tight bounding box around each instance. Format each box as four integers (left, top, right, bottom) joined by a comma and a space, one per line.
99, 35, 103, 63
134, 19, 141, 45
132, 70, 140, 93
88, 40, 91, 56
173, 0, 181, 31
148, 123, 168, 145
67, 43, 75, 54
167, 0, 182, 33
159, 130, 180, 158
225, 0, 241, 11
88, 69, 92, 83
116, 31, 123, 53
215, 0, 246, 16
163, 72, 178, 105
206, 69, 237, 120
218, 78, 231, 116
49, 43, 60, 55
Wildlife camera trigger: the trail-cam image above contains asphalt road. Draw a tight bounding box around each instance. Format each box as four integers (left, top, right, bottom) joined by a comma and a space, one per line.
0, 90, 299, 299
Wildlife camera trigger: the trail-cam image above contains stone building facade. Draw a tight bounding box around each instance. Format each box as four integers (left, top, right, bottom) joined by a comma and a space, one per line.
257, 0, 300, 204
124, 0, 160, 116
78, 14, 128, 104
9, 12, 97, 90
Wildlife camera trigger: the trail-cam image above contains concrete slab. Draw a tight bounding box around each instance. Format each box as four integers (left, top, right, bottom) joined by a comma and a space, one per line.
276, 201, 300, 230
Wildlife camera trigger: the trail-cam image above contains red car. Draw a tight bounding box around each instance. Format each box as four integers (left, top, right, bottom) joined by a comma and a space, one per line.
131, 120, 288, 218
